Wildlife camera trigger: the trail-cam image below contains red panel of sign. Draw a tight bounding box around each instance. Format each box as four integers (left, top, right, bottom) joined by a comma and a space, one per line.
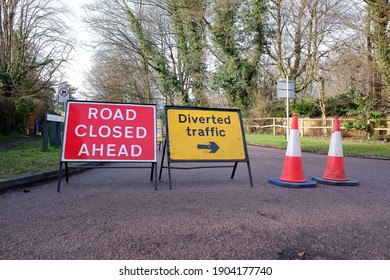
61, 101, 156, 162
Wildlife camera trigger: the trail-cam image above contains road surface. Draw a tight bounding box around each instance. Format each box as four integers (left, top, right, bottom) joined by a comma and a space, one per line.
1, 145, 389, 260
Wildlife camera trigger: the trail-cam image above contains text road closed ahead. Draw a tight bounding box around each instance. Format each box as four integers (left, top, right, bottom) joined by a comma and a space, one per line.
166, 107, 247, 161
62, 101, 156, 162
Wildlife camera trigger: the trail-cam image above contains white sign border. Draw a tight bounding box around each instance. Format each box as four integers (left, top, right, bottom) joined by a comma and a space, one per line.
61, 101, 157, 163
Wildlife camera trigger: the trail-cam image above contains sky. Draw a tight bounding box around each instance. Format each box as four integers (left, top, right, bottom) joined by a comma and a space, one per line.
63, 0, 94, 97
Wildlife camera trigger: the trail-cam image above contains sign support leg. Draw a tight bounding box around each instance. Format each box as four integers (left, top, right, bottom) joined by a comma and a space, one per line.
57, 162, 63, 192
231, 162, 238, 179
168, 161, 172, 190
154, 162, 157, 190
247, 161, 254, 188
150, 162, 158, 191
150, 162, 154, 181
159, 140, 167, 180
65, 162, 69, 182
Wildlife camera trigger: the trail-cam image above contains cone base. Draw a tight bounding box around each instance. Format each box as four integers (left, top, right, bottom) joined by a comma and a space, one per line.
312, 176, 359, 186
269, 177, 317, 188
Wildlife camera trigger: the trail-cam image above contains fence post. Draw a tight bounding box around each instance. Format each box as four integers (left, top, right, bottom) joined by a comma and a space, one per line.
331, 118, 334, 135
300, 118, 304, 137
273, 118, 276, 135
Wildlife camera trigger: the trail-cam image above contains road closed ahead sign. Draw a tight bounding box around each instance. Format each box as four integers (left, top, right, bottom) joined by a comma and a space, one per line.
165, 107, 248, 161
62, 101, 156, 162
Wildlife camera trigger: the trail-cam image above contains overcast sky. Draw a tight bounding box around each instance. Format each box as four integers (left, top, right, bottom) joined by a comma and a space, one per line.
63, 0, 94, 97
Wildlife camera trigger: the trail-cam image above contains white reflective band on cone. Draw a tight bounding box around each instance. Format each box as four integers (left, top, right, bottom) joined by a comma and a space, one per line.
285, 129, 302, 157
328, 131, 343, 157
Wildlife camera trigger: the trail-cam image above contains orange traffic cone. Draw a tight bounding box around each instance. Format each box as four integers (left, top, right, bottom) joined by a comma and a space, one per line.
312, 117, 359, 186
269, 113, 316, 188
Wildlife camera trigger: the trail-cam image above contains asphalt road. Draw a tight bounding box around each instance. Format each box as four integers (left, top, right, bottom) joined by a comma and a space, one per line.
1, 145, 389, 260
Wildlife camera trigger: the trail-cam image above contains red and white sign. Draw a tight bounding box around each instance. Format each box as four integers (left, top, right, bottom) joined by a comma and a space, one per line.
58, 86, 70, 103
61, 101, 156, 162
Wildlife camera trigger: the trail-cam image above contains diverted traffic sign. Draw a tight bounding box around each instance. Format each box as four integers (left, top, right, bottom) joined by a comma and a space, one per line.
61, 101, 156, 162
165, 107, 248, 161
161, 106, 253, 189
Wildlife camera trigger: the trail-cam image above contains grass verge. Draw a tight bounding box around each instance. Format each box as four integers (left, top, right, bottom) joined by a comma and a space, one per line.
0, 132, 22, 143
245, 134, 390, 158
0, 139, 62, 179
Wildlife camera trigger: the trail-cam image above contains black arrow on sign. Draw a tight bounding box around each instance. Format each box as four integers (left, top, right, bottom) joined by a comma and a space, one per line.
197, 141, 220, 153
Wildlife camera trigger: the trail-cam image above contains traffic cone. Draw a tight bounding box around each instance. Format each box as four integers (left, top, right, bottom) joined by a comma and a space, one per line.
323, 116, 347, 180
313, 117, 359, 186
269, 113, 316, 188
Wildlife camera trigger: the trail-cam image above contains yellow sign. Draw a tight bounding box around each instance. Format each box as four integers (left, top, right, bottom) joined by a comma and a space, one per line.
166, 107, 248, 161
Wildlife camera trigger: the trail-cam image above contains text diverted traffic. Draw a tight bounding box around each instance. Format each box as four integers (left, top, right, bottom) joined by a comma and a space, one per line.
178, 113, 232, 137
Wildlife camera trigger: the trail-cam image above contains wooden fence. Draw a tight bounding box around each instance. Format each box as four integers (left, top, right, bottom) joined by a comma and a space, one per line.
244, 117, 390, 139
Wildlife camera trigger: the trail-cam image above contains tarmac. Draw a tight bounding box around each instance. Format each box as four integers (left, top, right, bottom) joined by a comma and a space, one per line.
1, 144, 390, 260
0, 163, 99, 192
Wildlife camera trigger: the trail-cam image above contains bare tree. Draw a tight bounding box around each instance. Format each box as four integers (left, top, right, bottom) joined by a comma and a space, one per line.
86, 48, 156, 103
84, 0, 214, 106
0, 0, 74, 133
1, 0, 73, 97
266, 0, 363, 119
84, 0, 180, 104
322, 0, 389, 112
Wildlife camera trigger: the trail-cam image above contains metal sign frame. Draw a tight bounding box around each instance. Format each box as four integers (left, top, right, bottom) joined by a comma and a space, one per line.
160, 106, 253, 189
57, 100, 158, 192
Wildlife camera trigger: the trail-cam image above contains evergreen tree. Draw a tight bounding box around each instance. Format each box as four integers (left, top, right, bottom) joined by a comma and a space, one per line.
210, 0, 267, 114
